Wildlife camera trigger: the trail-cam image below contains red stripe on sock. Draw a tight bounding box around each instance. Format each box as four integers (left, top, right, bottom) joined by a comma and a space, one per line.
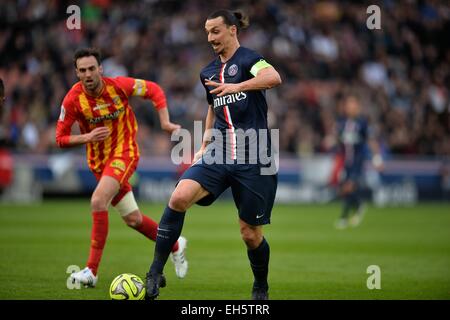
136, 215, 158, 241
137, 214, 179, 252
172, 239, 179, 253
87, 211, 108, 276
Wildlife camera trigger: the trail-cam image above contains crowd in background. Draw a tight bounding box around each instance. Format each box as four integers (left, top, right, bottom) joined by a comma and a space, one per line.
0, 0, 449, 158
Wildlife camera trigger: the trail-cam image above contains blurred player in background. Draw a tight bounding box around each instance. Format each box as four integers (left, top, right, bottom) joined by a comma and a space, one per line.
0, 78, 4, 108
331, 94, 384, 229
145, 9, 281, 300
55, 48, 188, 287
0, 78, 14, 195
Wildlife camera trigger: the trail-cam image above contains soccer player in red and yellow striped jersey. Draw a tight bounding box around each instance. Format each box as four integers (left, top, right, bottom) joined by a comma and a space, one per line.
56, 48, 188, 287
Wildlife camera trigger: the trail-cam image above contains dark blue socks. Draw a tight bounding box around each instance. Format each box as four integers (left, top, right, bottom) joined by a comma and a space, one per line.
150, 206, 186, 275
247, 237, 270, 290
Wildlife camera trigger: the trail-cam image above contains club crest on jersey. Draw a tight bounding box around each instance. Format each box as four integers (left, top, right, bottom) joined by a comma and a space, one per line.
110, 159, 126, 171
112, 96, 121, 106
228, 64, 238, 76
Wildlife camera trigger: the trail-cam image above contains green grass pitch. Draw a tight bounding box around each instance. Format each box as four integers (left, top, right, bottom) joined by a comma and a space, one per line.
0, 200, 449, 300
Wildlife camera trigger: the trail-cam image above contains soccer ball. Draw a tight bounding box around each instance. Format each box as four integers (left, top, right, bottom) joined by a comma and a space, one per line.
109, 273, 146, 300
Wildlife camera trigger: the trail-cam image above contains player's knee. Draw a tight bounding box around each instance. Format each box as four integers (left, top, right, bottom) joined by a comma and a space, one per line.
122, 211, 141, 229
91, 194, 108, 211
240, 227, 262, 249
168, 192, 191, 212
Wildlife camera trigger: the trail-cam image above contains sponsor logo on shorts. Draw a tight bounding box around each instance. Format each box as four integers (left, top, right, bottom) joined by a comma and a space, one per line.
110, 159, 126, 171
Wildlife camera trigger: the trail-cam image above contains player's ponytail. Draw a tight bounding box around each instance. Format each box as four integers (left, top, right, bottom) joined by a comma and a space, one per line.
208, 9, 250, 34
232, 10, 250, 31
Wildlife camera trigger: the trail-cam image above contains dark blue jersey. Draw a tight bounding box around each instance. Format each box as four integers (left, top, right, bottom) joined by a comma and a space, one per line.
200, 46, 272, 164
337, 116, 370, 171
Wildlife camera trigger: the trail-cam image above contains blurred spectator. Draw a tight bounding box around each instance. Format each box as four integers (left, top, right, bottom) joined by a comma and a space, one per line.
0, 78, 13, 192
0, 0, 449, 158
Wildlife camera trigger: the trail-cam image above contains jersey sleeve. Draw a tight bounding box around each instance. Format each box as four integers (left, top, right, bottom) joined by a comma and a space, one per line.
200, 73, 213, 105
114, 76, 167, 110
244, 49, 273, 77
55, 94, 79, 148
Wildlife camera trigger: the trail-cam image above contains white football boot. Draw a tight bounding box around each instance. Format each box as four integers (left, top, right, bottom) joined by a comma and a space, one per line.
334, 218, 348, 230
170, 236, 188, 278
70, 267, 98, 288
350, 204, 366, 227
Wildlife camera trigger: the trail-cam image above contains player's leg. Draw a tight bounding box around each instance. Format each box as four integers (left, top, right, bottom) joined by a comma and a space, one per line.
335, 179, 355, 229
146, 179, 209, 299
112, 188, 188, 278
112, 186, 172, 247
87, 175, 119, 274
146, 163, 230, 300
152, 179, 207, 272
71, 175, 119, 287
239, 220, 270, 300
72, 157, 138, 287
231, 165, 277, 300
348, 180, 366, 227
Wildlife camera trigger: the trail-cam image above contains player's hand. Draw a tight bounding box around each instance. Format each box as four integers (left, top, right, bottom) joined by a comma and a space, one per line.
192, 148, 205, 164
372, 154, 385, 172
205, 79, 241, 97
87, 127, 110, 142
161, 122, 181, 135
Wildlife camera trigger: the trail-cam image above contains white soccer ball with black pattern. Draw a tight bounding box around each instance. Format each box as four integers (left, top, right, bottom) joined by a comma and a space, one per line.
109, 273, 146, 300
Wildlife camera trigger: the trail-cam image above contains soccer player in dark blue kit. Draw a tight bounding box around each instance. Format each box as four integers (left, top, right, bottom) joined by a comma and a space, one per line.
333, 94, 384, 229
145, 9, 282, 300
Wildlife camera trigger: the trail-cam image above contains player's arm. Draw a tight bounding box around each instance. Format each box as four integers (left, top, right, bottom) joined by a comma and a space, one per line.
157, 107, 181, 134
193, 105, 215, 163
366, 123, 384, 171
115, 77, 180, 134
205, 60, 282, 97
55, 101, 110, 148
369, 138, 384, 171
56, 126, 111, 148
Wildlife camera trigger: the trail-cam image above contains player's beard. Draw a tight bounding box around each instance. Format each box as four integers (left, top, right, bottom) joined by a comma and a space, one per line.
84, 77, 101, 93
211, 42, 223, 55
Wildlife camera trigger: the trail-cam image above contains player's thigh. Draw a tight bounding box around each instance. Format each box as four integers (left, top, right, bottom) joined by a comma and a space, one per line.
98, 157, 138, 207
179, 163, 230, 206
169, 179, 210, 211
231, 166, 277, 226
340, 179, 356, 195
92, 175, 121, 206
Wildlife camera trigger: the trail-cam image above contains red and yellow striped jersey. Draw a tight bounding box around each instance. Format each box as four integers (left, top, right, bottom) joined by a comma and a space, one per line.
56, 77, 167, 173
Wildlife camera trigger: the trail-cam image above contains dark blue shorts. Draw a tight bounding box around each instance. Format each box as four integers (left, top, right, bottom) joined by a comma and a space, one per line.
179, 162, 278, 226
341, 165, 363, 187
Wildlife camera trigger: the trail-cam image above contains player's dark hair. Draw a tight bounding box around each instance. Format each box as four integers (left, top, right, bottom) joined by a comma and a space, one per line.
344, 93, 360, 102
208, 9, 250, 34
73, 48, 102, 68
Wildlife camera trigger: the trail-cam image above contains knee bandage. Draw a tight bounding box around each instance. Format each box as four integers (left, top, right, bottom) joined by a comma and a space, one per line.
113, 191, 139, 217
